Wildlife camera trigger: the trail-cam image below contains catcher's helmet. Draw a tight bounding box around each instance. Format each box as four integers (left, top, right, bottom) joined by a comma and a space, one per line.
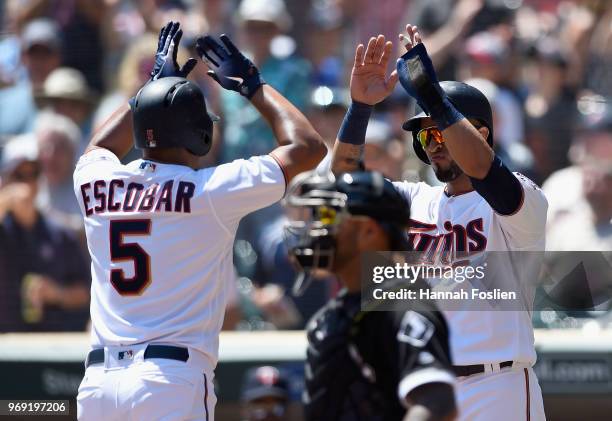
284, 171, 410, 295
132, 77, 218, 156
403, 81, 494, 164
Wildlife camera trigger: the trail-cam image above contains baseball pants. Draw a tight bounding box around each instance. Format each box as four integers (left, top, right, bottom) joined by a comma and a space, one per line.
456, 363, 546, 421
77, 344, 216, 421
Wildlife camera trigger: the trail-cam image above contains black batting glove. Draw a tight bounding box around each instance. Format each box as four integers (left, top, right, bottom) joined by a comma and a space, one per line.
196, 34, 265, 99
150, 21, 197, 81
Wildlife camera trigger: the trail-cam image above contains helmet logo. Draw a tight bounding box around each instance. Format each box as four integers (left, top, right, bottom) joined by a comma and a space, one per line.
146, 129, 156, 147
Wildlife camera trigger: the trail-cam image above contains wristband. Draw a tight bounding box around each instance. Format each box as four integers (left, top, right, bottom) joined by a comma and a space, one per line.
337, 101, 373, 145
397, 43, 464, 131
429, 96, 465, 131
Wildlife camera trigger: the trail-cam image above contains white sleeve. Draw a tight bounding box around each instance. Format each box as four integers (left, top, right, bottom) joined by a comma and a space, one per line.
392, 180, 420, 203
73, 148, 122, 191
496, 172, 548, 248
205, 155, 286, 228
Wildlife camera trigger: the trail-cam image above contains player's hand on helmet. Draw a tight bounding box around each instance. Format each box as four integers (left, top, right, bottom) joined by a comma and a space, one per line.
396, 24, 445, 115
350, 35, 399, 105
195, 34, 265, 99
150, 21, 198, 81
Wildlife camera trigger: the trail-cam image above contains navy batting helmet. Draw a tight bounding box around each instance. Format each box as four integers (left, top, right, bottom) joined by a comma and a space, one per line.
132, 77, 218, 156
284, 171, 410, 295
403, 81, 494, 164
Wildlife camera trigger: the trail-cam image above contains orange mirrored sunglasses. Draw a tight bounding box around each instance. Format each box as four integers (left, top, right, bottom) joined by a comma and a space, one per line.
416, 126, 444, 148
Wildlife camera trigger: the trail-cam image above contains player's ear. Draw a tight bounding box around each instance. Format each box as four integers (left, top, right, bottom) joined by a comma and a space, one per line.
358, 219, 384, 250
477, 126, 489, 141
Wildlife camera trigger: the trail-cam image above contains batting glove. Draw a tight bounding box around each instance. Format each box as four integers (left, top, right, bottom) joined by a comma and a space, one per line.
150, 21, 198, 81
196, 34, 265, 99
396, 43, 463, 131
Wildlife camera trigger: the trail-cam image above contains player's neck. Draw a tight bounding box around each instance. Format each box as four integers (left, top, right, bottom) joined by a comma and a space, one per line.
143, 149, 200, 170
444, 174, 473, 197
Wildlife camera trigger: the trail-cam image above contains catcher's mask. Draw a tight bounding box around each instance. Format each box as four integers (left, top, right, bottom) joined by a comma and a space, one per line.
283, 171, 411, 296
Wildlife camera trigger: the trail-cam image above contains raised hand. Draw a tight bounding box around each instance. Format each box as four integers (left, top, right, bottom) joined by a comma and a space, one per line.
399, 24, 422, 53
151, 21, 198, 81
396, 24, 442, 115
196, 34, 265, 99
350, 34, 399, 105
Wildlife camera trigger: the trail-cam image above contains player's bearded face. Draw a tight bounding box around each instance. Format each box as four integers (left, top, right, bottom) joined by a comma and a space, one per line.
425, 143, 463, 182
420, 121, 463, 182
432, 156, 463, 182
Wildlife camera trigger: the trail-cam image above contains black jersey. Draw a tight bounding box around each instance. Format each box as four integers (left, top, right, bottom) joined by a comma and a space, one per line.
303, 289, 453, 421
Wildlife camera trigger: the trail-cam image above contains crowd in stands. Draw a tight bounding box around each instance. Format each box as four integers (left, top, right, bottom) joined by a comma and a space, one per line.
0, 0, 610, 332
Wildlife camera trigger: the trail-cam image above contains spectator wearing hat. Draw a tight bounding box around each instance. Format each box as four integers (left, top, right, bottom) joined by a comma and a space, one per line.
217, 0, 312, 304
524, 37, 578, 182
34, 112, 83, 232
38, 67, 95, 149
14, 0, 108, 92
241, 366, 290, 421
219, 0, 311, 163
363, 119, 404, 180
0, 134, 90, 332
544, 95, 612, 251
0, 18, 62, 138
305, 1, 345, 87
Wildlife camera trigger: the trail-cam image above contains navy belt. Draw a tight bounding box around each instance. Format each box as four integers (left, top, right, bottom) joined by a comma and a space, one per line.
86, 345, 189, 368
453, 360, 513, 377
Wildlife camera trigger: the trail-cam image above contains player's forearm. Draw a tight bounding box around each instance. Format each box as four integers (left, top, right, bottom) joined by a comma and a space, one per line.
441, 119, 494, 179
250, 85, 326, 174
404, 383, 457, 421
331, 141, 363, 175
330, 101, 372, 176
404, 406, 457, 421
85, 102, 134, 159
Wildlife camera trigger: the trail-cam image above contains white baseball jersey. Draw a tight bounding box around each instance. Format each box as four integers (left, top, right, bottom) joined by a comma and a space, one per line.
394, 172, 548, 366
73, 148, 285, 365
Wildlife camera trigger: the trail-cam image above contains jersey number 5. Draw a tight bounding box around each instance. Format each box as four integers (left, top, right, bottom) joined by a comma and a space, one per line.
110, 219, 152, 295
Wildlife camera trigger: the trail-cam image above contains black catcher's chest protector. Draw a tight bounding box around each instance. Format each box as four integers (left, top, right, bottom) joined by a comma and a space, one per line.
304, 293, 399, 421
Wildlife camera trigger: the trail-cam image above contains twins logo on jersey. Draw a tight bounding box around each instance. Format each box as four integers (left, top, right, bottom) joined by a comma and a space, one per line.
408, 217, 487, 266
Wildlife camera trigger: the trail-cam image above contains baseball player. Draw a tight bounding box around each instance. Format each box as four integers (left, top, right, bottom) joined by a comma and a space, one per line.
241, 365, 290, 421
330, 26, 548, 420
74, 22, 325, 420
285, 171, 457, 421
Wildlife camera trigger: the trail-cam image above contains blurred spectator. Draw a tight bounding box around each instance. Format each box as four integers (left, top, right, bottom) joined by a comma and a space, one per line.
342, 0, 410, 55
407, 0, 486, 79
34, 112, 83, 232
241, 365, 290, 421
583, 0, 612, 96
524, 37, 577, 182
220, 0, 310, 162
308, 86, 350, 174
14, 0, 109, 92
363, 119, 404, 180
544, 96, 612, 250
93, 33, 157, 127
462, 31, 525, 147
0, 18, 61, 139
306, 1, 345, 87
37, 67, 95, 147
0, 134, 90, 332
465, 77, 535, 177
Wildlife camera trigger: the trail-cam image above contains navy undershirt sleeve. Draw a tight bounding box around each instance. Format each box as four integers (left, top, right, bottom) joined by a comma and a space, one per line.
469, 155, 523, 216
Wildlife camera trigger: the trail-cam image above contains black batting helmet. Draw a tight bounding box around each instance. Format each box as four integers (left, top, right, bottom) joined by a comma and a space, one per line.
132, 77, 218, 156
284, 171, 410, 295
402, 81, 494, 164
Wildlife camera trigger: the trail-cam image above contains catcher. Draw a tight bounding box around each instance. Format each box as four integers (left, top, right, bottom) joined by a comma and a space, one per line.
284, 171, 457, 421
